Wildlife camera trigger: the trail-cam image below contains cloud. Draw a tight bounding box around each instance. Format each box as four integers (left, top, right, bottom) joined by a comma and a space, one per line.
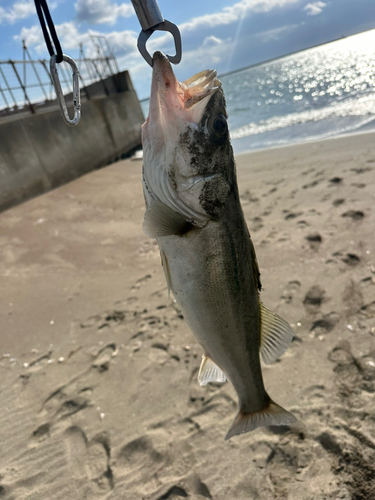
183, 37, 233, 65
303, 1, 327, 15
254, 22, 301, 42
75, 0, 133, 25
14, 25, 45, 52
201, 36, 225, 48
14, 22, 138, 57
177, 22, 301, 75
180, 0, 300, 32
0, 0, 35, 25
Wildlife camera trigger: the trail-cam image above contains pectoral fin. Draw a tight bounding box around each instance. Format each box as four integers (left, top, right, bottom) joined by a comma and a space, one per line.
198, 355, 227, 386
143, 199, 189, 238
259, 301, 294, 365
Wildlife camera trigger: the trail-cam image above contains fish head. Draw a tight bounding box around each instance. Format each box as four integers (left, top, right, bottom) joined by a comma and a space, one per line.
142, 51, 235, 225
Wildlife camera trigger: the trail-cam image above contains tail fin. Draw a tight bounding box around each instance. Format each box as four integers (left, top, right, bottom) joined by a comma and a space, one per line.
224, 399, 296, 440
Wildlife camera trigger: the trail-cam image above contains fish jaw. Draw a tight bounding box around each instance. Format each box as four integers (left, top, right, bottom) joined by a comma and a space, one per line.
145, 51, 185, 133
143, 51, 221, 128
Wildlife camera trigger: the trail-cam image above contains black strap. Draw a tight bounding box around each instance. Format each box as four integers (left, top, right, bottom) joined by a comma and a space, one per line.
34, 0, 63, 63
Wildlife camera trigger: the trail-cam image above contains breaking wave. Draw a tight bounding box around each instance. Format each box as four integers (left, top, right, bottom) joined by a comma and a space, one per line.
230, 94, 375, 140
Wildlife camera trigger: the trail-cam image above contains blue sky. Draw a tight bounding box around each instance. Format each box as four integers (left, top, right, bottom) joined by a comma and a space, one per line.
1, 0, 375, 99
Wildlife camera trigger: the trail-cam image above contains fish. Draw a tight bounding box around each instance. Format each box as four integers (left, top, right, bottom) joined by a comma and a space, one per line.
141, 51, 296, 440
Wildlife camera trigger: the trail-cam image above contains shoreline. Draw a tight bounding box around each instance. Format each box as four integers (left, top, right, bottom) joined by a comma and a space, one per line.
234, 124, 375, 156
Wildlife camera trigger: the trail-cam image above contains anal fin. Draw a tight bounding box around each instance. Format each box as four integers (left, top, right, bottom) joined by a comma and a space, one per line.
198, 355, 227, 386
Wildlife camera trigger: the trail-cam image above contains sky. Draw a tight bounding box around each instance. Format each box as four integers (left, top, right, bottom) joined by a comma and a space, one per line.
1, 0, 375, 99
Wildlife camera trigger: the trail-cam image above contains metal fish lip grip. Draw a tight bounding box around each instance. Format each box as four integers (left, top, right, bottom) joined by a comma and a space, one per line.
131, 0, 182, 67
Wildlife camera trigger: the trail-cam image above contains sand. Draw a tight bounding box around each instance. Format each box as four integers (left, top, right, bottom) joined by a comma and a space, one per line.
0, 131, 374, 500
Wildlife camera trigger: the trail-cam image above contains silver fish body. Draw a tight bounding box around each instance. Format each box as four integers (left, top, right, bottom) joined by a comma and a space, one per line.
142, 52, 296, 439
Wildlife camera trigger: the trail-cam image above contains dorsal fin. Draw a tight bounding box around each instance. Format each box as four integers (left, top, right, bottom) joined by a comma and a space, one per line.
198, 355, 227, 386
260, 301, 294, 365
143, 199, 189, 238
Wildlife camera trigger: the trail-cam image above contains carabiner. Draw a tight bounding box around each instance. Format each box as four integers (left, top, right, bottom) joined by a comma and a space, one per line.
50, 54, 81, 127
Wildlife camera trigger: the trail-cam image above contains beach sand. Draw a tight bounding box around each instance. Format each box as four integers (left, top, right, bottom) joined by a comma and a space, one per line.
0, 131, 374, 500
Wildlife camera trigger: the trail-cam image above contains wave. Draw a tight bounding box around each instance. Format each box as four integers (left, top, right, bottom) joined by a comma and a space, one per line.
230, 94, 375, 139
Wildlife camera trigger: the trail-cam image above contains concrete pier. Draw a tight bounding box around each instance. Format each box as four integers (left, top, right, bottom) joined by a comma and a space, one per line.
0, 71, 144, 212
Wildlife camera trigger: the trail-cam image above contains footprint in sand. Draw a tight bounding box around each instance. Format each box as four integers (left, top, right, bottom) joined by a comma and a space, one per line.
240, 190, 259, 204
34, 343, 117, 436
64, 426, 88, 482
329, 177, 343, 185
131, 274, 153, 290
154, 485, 189, 499
342, 280, 364, 316
327, 341, 374, 391
342, 210, 364, 221
92, 343, 117, 372
298, 384, 326, 406
80, 310, 126, 330
342, 253, 360, 267
284, 211, 303, 220
64, 426, 113, 494
248, 216, 263, 232
23, 349, 53, 373
112, 429, 171, 494
302, 180, 320, 189
31, 422, 52, 444
351, 166, 373, 173
280, 280, 301, 305
303, 285, 326, 314
152, 474, 213, 500
310, 312, 340, 335
328, 251, 361, 267
305, 233, 322, 251
332, 198, 345, 206
360, 300, 375, 318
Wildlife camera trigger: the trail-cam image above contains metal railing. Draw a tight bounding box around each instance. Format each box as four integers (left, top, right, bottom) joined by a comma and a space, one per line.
0, 36, 121, 118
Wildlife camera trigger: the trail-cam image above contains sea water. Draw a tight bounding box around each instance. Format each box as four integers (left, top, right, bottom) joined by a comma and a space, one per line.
140, 29, 375, 154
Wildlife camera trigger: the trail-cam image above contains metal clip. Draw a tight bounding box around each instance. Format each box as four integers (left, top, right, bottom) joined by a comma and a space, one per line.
137, 19, 182, 67
50, 54, 81, 127
131, 0, 181, 67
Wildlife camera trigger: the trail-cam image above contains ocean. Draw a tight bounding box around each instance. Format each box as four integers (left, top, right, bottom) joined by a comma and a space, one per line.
140, 29, 375, 154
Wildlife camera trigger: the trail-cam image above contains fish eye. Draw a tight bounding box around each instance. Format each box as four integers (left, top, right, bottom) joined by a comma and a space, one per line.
212, 114, 228, 136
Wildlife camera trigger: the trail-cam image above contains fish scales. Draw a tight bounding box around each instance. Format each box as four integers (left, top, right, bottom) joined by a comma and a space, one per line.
158, 215, 267, 411
142, 51, 296, 439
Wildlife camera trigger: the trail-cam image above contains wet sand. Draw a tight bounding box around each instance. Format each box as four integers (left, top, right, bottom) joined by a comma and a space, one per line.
0, 131, 375, 499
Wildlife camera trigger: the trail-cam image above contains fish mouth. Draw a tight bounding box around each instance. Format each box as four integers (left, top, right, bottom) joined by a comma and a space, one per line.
181, 69, 220, 109
148, 51, 221, 123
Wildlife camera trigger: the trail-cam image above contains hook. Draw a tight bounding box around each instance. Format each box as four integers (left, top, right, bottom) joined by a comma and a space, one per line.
50, 54, 81, 127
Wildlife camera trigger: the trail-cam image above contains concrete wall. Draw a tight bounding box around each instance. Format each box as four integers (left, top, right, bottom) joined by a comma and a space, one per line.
0, 71, 144, 212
